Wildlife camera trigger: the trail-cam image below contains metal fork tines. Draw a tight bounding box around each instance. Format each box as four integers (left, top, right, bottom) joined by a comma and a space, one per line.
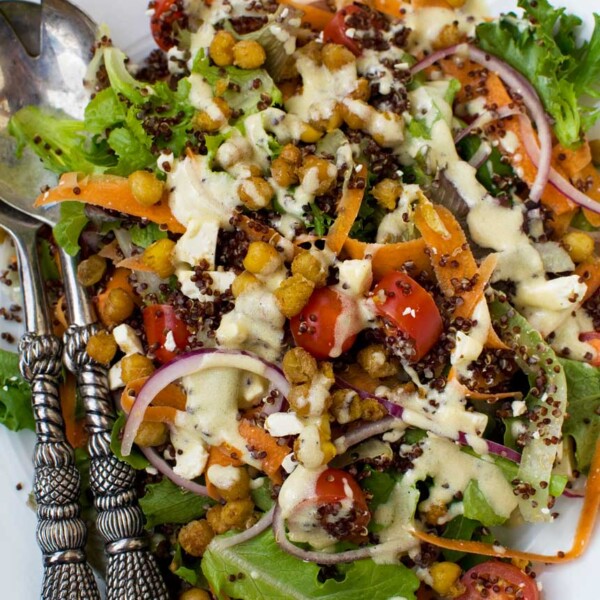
0, 198, 100, 599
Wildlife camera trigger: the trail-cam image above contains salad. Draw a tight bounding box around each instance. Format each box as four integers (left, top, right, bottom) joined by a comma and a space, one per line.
2, 0, 600, 598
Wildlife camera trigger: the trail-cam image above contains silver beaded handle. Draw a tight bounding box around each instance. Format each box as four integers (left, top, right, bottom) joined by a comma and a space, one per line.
60, 249, 168, 600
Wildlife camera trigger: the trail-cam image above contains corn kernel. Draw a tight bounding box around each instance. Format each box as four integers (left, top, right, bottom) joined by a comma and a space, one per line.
209, 30, 236, 67
430, 562, 462, 596
233, 40, 266, 69
274, 274, 315, 318
142, 238, 176, 279
563, 231, 595, 263
232, 271, 261, 298
291, 251, 327, 287
128, 170, 165, 206
243, 241, 281, 275
372, 178, 402, 211
238, 176, 274, 210
86, 331, 117, 365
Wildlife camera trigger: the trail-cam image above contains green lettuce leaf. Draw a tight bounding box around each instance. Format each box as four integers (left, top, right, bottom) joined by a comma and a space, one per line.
129, 223, 168, 248
139, 478, 213, 529
463, 480, 507, 527
52, 201, 89, 257
0, 350, 34, 432
203, 529, 419, 600
171, 543, 208, 587
109, 412, 150, 471
560, 358, 600, 471
442, 516, 480, 562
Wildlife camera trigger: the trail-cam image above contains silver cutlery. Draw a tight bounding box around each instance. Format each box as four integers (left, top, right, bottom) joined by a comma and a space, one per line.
0, 1, 168, 597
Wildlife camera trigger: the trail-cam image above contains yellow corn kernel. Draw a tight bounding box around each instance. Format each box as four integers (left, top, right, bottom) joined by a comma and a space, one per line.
270, 157, 299, 188
243, 241, 281, 275
233, 40, 266, 69
279, 143, 302, 166
318, 416, 336, 462
134, 421, 168, 447
238, 176, 274, 210
299, 155, 337, 196
372, 178, 402, 211
563, 231, 595, 263
232, 271, 261, 298
274, 274, 315, 318
209, 30, 236, 67
86, 331, 117, 365
128, 170, 165, 207
120, 353, 155, 384
322, 43, 355, 71
299, 123, 324, 143
430, 562, 462, 596
291, 251, 327, 287
142, 238, 176, 279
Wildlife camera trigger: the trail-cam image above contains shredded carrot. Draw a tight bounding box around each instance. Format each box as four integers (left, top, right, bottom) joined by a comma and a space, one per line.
120, 377, 186, 424
572, 163, 600, 227
35, 173, 185, 233
413, 439, 600, 563
60, 374, 87, 449
278, 0, 334, 29
54, 296, 69, 332
552, 142, 591, 179
326, 168, 367, 254
576, 259, 600, 303
116, 256, 155, 272
239, 419, 290, 484
205, 444, 245, 499
343, 237, 432, 280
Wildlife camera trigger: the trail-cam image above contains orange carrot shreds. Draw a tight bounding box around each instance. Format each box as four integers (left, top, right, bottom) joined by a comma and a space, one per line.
413, 439, 600, 563
239, 419, 290, 484
35, 172, 185, 233
552, 142, 592, 179
115, 256, 156, 272
278, 0, 334, 29
326, 168, 368, 255
120, 377, 187, 421
343, 237, 433, 280
576, 258, 600, 303
572, 164, 600, 227
60, 374, 87, 449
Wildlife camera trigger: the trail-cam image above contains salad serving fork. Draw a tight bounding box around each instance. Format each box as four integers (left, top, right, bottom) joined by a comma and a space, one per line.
0, 1, 168, 598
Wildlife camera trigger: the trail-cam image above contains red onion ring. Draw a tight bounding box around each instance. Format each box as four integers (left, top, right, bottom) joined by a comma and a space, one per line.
468, 143, 492, 170
412, 44, 552, 203
454, 106, 521, 144
334, 416, 397, 453
520, 116, 600, 215
216, 506, 276, 549
122, 349, 290, 457
140, 446, 210, 497
580, 331, 600, 342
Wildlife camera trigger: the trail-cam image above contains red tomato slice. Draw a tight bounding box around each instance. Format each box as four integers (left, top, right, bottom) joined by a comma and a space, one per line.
290, 287, 358, 360
457, 561, 540, 600
143, 304, 188, 363
323, 5, 363, 56
316, 468, 368, 511
150, 0, 186, 51
372, 271, 443, 362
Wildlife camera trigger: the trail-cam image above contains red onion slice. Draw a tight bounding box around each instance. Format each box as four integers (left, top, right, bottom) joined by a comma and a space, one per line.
121, 349, 290, 457
140, 446, 210, 497
580, 331, 600, 342
454, 106, 521, 144
468, 143, 492, 170
412, 44, 552, 203
216, 506, 275, 549
520, 116, 600, 215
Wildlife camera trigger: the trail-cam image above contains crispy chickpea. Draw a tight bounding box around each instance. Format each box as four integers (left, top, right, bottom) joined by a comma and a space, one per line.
340, 100, 369, 130
372, 178, 402, 211
360, 397, 388, 421
207, 497, 254, 534
321, 43, 355, 71
350, 78, 371, 101
299, 123, 324, 143
274, 274, 315, 318
232, 271, 261, 298
233, 40, 266, 69
372, 111, 404, 147
128, 170, 165, 207
243, 241, 282, 275
86, 331, 117, 365
215, 78, 229, 97
209, 30, 236, 67
179, 589, 211, 600
563, 231, 595, 263
77, 255, 107, 287
357, 344, 399, 378
330, 389, 362, 424
101, 288, 135, 326
270, 157, 299, 188
282, 347, 318, 385
134, 421, 168, 447
279, 143, 302, 166
238, 176, 274, 210
297, 41, 322, 65
142, 238, 176, 279
291, 251, 327, 287
213, 466, 251, 502
311, 104, 344, 133
120, 353, 155, 384
299, 155, 337, 196
178, 519, 214, 557
287, 383, 311, 416
194, 97, 232, 132
432, 22, 463, 50
430, 562, 463, 596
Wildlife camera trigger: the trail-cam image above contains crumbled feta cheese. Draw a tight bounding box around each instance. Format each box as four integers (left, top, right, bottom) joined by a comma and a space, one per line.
336, 259, 373, 297
108, 361, 124, 391
265, 412, 304, 437
164, 331, 177, 353
112, 324, 143, 356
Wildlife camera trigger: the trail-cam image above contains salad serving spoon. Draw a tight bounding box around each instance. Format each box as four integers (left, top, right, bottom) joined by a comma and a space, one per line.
0, 1, 168, 598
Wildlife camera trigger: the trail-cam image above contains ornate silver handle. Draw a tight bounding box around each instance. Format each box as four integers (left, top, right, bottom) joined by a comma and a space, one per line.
60, 249, 168, 600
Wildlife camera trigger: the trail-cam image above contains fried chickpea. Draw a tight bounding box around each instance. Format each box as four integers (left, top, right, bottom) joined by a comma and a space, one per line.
231, 271, 261, 298
274, 274, 315, 318
282, 347, 318, 385
209, 30, 236, 67
340, 100, 369, 130
178, 519, 214, 557
298, 155, 337, 196
86, 331, 117, 365
134, 421, 168, 447
432, 22, 463, 50
128, 170, 165, 206
101, 288, 135, 326
291, 251, 327, 287
563, 231, 595, 263
331, 389, 362, 424
77, 255, 107, 287
120, 353, 155, 384
311, 104, 344, 133
213, 467, 251, 502
297, 40, 322, 65
279, 143, 302, 166
372, 111, 404, 147
321, 43, 355, 71
233, 40, 266, 69
350, 78, 371, 101
270, 157, 299, 187
360, 397, 388, 421
372, 178, 402, 211
179, 590, 211, 600
299, 123, 324, 143
357, 344, 399, 378
142, 238, 176, 279
207, 498, 254, 534
194, 97, 232, 132
238, 176, 274, 210
243, 241, 281, 275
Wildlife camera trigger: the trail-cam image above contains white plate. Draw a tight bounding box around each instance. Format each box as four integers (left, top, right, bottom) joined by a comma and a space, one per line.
0, 0, 598, 598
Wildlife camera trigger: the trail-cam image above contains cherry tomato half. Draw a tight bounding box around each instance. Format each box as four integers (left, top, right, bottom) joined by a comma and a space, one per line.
150, 0, 186, 51
372, 271, 443, 362
323, 5, 363, 56
457, 561, 540, 600
316, 468, 368, 511
143, 304, 188, 363
290, 287, 358, 360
